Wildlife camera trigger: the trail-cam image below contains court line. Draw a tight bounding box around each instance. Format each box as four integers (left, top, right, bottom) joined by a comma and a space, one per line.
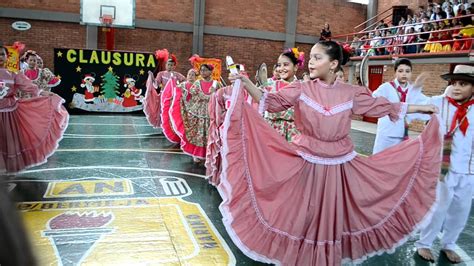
69, 123, 152, 127
17, 166, 206, 178
63, 133, 164, 139
56, 148, 182, 153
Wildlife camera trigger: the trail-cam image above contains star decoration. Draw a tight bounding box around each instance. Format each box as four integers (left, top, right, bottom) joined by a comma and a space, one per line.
76, 66, 82, 72
139, 69, 145, 75
57, 51, 63, 57
71, 86, 77, 92
108, 66, 113, 72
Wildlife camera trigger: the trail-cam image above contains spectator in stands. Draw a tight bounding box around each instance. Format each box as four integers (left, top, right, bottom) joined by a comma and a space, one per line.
452, 0, 460, 16
423, 22, 440, 52
418, 22, 432, 52
445, 5, 455, 18
467, 7, 473, 15
387, 21, 397, 34
370, 29, 383, 55
375, 19, 388, 30
431, 5, 447, 20
457, 3, 466, 16
452, 14, 474, 50
404, 27, 418, 54
319, 22, 331, 41
417, 6, 426, 18
350, 34, 364, 56
384, 31, 395, 55
442, 0, 451, 12
462, 0, 470, 10
438, 21, 453, 51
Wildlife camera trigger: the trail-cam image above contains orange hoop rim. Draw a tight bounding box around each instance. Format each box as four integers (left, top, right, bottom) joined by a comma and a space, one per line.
99, 14, 114, 26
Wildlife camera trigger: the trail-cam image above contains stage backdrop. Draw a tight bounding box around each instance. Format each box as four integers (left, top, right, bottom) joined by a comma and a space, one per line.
53, 48, 158, 113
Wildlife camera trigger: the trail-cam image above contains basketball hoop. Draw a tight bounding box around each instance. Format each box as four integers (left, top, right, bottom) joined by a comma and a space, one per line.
100, 14, 115, 50
99, 14, 114, 28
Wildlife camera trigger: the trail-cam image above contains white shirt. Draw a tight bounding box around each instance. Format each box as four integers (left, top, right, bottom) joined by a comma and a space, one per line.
430, 96, 474, 174
372, 79, 427, 137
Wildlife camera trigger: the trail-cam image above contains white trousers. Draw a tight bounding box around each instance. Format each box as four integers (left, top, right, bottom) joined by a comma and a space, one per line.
416, 172, 474, 250
372, 135, 403, 154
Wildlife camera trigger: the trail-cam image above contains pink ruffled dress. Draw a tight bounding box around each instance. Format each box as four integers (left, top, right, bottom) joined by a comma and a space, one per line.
171, 79, 220, 159
1, 69, 69, 173
160, 79, 181, 143
168, 81, 194, 142
143, 71, 185, 129
143, 74, 161, 128
218, 79, 442, 265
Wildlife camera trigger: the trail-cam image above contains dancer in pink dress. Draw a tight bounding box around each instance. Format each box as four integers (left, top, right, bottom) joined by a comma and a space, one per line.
165, 69, 197, 143
220, 41, 442, 265
0, 46, 69, 174
206, 66, 250, 186
172, 64, 222, 162
143, 53, 185, 128
262, 48, 304, 142
21, 51, 61, 93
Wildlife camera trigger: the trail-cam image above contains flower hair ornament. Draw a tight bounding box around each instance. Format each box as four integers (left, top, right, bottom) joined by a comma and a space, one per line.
154, 49, 169, 62
12, 41, 25, 53
288, 47, 305, 69
22, 50, 37, 61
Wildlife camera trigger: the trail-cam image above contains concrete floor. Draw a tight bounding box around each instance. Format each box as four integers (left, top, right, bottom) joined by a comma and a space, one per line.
2, 115, 473, 265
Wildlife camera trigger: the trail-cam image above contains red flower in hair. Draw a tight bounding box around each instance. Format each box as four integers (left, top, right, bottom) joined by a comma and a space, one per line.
189, 54, 201, 66
170, 54, 178, 66
154, 49, 169, 61
13, 41, 25, 52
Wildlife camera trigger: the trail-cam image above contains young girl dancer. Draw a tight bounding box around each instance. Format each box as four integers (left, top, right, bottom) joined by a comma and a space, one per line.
172, 64, 221, 162
261, 48, 304, 141
1, 46, 69, 173
219, 40, 441, 265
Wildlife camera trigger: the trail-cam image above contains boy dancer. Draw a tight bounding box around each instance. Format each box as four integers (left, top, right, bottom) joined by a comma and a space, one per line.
372, 58, 428, 154
416, 65, 474, 264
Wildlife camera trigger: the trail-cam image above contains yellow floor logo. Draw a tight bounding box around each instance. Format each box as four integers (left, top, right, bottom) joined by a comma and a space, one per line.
44, 179, 134, 198
20, 197, 235, 265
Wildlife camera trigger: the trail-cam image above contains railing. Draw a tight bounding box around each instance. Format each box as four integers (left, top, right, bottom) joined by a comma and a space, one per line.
332, 14, 474, 59
354, 6, 393, 32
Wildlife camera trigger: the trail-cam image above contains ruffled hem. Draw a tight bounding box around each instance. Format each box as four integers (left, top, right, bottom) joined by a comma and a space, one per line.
143, 74, 161, 129
180, 141, 207, 160
205, 93, 222, 186
1, 95, 69, 174
170, 85, 208, 160
160, 79, 181, 143
257, 91, 268, 116
217, 81, 442, 265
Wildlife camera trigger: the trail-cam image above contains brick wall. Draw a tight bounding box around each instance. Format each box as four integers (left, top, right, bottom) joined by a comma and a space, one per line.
297, 0, 367, 37
97, 28, 193, 74
135, 0, 193, 24
203, 35, 285, 83
205, 0, 287, 33
377, 0, 430, 20
1, 18, 86, 70
0, 0, 80, 13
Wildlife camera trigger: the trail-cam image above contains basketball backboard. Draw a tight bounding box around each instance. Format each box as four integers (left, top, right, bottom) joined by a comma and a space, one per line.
80, 0, 135, 28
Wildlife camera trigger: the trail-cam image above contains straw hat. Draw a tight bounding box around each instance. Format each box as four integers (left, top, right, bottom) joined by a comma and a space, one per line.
440, 65, 474, 82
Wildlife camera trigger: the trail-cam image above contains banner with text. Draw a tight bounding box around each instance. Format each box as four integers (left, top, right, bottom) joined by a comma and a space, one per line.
53, 48, 158, 112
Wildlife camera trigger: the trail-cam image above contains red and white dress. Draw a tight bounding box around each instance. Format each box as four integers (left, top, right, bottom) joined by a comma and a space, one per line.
162, 80, 194, 143
22, 68, 61, 92
0, 68, 69, 173
171, 79, 220, 159
217, 79, 442, 265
